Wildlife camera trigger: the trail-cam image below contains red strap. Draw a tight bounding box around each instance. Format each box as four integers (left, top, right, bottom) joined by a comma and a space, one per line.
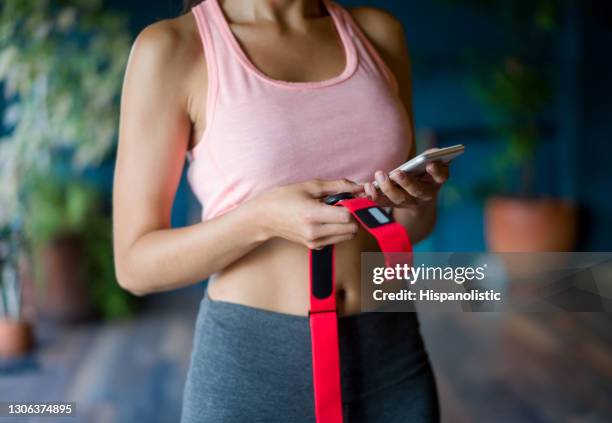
309, 198, 412, 423
337, 198, 413, 265
309, 310, 343, 422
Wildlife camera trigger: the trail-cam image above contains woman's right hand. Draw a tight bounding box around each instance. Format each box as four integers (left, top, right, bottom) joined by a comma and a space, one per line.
253, 179, 364, 249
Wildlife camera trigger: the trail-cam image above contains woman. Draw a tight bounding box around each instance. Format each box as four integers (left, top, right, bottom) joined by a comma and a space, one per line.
113, 0, 448, 421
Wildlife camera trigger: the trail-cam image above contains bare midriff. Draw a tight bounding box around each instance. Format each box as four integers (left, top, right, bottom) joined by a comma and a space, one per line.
207, 227, 380, 316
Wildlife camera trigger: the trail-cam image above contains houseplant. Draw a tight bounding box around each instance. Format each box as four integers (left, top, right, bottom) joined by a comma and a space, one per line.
0, 228, 33, 358
448, 0, 577, 252
23, 176, 134, 322
0, 0, 133, 329
477, 56, 577, 252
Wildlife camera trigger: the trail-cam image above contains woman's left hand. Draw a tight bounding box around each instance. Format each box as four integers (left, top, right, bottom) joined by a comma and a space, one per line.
362, 161, 449, 208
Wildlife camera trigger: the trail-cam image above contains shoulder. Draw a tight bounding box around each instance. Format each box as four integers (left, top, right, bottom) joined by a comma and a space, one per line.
131, 14, 201, 67
127, 14, 202, 91
346, 6, 406, 53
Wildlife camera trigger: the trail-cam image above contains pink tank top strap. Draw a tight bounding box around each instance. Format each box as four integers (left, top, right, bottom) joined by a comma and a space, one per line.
191, 2, 219, 147
329, 3, 400, 94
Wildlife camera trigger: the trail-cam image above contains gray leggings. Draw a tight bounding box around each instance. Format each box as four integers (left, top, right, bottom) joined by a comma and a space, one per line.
181, 292, 439, 423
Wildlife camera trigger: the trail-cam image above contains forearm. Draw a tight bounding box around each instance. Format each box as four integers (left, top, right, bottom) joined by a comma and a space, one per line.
392, 195, 438, 244
115, 200, 267, 295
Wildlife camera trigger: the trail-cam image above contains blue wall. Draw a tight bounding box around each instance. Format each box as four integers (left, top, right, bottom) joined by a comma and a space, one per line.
575, 2, 612, 250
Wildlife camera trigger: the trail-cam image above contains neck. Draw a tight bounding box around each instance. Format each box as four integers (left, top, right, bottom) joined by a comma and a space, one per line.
220, 0, 325, 25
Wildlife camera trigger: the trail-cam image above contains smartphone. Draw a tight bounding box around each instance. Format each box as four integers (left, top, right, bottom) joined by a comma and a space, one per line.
372, 144, 464, 189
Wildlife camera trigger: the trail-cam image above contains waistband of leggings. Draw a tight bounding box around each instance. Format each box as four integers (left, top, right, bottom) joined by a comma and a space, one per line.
202, 289, 420, 328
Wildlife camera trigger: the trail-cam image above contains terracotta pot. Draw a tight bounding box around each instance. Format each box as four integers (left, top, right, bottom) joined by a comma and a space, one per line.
0, 319, 34, 359
485, 197, 578, 288
18, 251, 37, 323
36, 234, 95, 323
485, 197, 577, 252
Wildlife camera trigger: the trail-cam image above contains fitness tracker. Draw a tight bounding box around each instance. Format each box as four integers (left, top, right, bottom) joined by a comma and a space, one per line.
309, 192, 412, 422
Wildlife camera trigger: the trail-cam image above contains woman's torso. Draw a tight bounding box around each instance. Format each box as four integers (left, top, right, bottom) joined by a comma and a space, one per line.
179, 0, 412, 315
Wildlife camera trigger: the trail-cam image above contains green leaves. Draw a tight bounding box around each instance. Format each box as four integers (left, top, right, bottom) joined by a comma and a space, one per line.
22, 176, 135, 320
0, 1, 135, 320
23, 176, 97, 245
0, 0, 132, 227
473, 58, 552, 119
448, 0, 560, 197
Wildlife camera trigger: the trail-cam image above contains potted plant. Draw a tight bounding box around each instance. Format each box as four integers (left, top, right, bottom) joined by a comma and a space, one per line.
0, 1, 133, 324
478, 57, 577, 252
24, 177, 96, 322
0, 228, 34, 359
23, 176, 134, 322
448, 0, 577, 252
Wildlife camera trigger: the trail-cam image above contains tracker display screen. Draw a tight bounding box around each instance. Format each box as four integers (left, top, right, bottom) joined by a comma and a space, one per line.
355, 207, 393, 228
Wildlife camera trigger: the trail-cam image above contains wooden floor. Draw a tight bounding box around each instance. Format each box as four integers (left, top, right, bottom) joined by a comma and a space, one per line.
421, 312, 612, 423
1, 288, 611, 423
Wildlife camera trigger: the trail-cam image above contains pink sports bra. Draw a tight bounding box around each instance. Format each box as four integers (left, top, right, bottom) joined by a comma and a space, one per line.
187, 0, 412, 221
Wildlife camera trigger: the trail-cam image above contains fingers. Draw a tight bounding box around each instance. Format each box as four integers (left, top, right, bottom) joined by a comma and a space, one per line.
374, 171, 409, 205
302, 202, 359, 249
307, 178, 364, 197
364, 182, 380, 202
425, 162, 449, 184
389, 170, 436, 201
306, 222, 358, 242
305, 202, 353, 224
308, 233, 357, 250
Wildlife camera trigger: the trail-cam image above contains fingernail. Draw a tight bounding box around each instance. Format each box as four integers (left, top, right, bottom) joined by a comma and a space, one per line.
367, 183, 377, 199
375, 171, 387, 184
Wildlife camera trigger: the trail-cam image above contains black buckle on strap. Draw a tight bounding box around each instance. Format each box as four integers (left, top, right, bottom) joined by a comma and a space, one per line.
324, 192, 354, 205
